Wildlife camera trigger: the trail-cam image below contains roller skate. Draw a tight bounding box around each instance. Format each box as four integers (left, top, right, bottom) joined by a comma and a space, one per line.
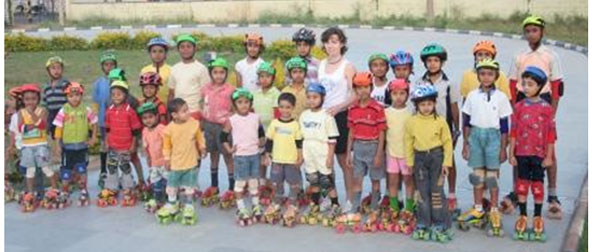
201, 186, 219, 207
411, 225, 431, 241
547, 196, 563, 220
512, 215, 529, 241
41, 189, 60, 209
322, 204, 342, 227
334, 213, 362, 234
457, 207, 487, 231
296, 190, 310, 209
487, 209, 504, 237
282, 204, 299, 227
361, 210, 380, 232
360, 194, 372, 214
258, 185, 274, 207
398, 210, 417, 234
377, 209, 399, 232
77, 190, 90, 207
219, 190, 235, 210
20, 192, 38, 212
144, 199, 159, 213
500, 192, 517, 215
252, 204, 264, 223
448, 196, 461, 220
379, 195, 390, 212
262, 203, 282, 224
299, 202, 320, 225
121, 189, 137, 207
136, 182, 152, 203
57, 191, 71, 209
96, 189, 117, 207
236, 208, 253, 227
156, 203, 179, 225
529, 216, 547, 242
430, 226, 454, 243
178, 204, 198, 225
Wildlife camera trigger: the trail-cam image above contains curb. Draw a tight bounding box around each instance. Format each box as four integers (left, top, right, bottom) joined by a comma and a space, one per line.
561, 173, 588, 252
8, 23, 588, 56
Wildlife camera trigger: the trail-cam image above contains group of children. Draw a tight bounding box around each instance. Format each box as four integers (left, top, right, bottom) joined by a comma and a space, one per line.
5, 15, 563, 242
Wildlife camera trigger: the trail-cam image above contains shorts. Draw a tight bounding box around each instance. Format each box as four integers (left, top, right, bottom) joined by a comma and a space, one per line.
467, 127, 501, 169
334, 110, 349, 154
352, 140, 385, 180
387, 156, 410, 175
20, 145, 50, 168
203, 121, 226, 154
233, 154, 260, 180
148, 166, 168, 184
303, 140, 331, 175
60, 148, 89, 179
271, 163, 302, 186
167, 168, 198, 188
516, 156, 545, 182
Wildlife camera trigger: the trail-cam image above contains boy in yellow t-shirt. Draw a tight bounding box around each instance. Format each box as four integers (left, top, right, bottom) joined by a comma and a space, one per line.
141, 37, 172, 104
459, 40, 511, 101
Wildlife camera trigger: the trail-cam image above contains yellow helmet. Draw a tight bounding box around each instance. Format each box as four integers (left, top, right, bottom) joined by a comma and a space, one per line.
110, 80, 129, 91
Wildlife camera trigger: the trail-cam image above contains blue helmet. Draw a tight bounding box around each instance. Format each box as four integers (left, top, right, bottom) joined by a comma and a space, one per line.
147, 37, 170, 51
389, 50, 414, 68
411, 84, 438, 102
307, 82, 326, 96
522, 66, 548, 85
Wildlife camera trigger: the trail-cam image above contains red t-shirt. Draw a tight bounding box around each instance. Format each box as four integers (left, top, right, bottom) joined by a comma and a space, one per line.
105, 103, 142, 151
140, 97, 168, 125
511, 98, 556, 158
347, 99, 387, 140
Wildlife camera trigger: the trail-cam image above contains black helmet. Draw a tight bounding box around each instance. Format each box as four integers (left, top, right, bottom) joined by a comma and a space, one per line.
292, 28, 316, 46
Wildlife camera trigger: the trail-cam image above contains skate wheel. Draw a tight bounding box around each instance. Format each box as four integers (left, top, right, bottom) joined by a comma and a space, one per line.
336, 225, 345, 234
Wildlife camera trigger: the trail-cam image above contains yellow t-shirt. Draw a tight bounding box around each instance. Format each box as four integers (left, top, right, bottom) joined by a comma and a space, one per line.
459, 69, 511, 99
404, 113, 453, 167
20, 107, 48, 147
162, 119, 205, 170
141, 64, 172, 104
266, 118, 303, 164
281, 85, 308, 120
385, 106, 411, 158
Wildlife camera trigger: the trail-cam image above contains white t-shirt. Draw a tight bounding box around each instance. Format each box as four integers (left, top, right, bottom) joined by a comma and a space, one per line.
299, 109, 339, 144
167, 60, 211, 112
235, 57, 265, 92
462, 88, 513, 129
413, 72, 461, 120
319, 59, 351, 109
9, 113, 22, 149
371, 80, 389, 106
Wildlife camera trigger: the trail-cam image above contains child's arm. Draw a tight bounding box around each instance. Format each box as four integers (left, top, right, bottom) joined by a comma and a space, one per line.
462, 112, 471, 161
542, 144, 555, 168
508, 137, 517, 167
295, 125, 303, 166
220, 120, 235, 154
450, 102, 460, 143
404, 120, 415, 172
195, 126, 207, 158
258, 124, 266, 148
345, 128, 354, 169
440, 120, 453, 171
499, 117, 509, 164
162, 127, 172, 171
326, 142, 335, 169
235, 71, 243, 88
89, 123, 98, 148
264, 122, 275, 166
374, 130, 385, 168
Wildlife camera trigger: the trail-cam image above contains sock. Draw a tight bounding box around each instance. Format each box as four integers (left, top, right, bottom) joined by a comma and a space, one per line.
236, 199, 245, 210
370, 192, 380, 210
228, 173, 234, 191
259, 178, 266, 186
448, 192, 456, 199
211, 169, 218, 188
519, 202, 527, 216
475, 204, 483, 212
548, 188, 557, 197
405, 198, 415, 211
186, 194, 193, 204
311, 192, 320, 205
252, 195, 259, 206
534, 203, 542, 217
168, 193, 177, 203
331, 196, 339, 206
352, 191, 362, 213
100, 152, 107, 174
390, 196, 399, 212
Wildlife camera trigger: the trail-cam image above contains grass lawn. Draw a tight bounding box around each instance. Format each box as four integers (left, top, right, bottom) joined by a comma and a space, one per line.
580, 216, 588, 252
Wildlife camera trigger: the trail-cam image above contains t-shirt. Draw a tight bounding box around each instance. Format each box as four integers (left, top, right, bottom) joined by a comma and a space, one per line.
9, 113, 22, 150
53, 103, 98, 150
143, 124, 166, 167
299, 109, 339, 144
371, 80, 389, 106
167, 60, 211, 113
266, 118, 302, 164
511, 98, 556, 159
18, 107, 47, 147
235, 57, 265, 92
141, 63, 172, 104
508, 45, 563, 95
42, 78, 69, 113
199, 83, 235, 125
285, 56, 320, 85
459, 69, 511, 99
404, 113, 453, 167
462, 88, 513, 129
414, 72, 460, 120
228, 112, 261, 156
92, 76, 112, 128
281, 85, 308, 120
253, 87, 281, 128
105, 104, 142, 151
385, 106, 411, 158
319, 59, 351, 109
162, 119, 205, 170
347, 99, 387, 140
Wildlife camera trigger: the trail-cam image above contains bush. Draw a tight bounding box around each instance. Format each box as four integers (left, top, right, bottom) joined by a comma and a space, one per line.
210, 35, 246, 53
271, 58, 286, 90
4, 33, 47, 52
132, 30, 162, 49
48, 35, 88, 51
90, 32, 133, 50
265, 39, 296, 60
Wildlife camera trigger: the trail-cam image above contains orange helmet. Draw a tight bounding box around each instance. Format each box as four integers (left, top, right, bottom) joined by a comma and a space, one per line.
353, 72, 373, 87
244, 33, 264, 46
472, 40, 497, 57
9, 86, 23, 98
20, 83, 41, 94
64, 82, 84, 95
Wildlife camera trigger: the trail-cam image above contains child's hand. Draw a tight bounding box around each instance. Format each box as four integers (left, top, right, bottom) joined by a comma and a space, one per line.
262, 155, 271, 167
165, 162, 171, 171
499, 149, 507, 164
296, 155, 303, 167
129, 141, 136, 154
228, 145, 237, 155
407, 166, 413, 174
442, 166, 449, 177
88, 136, 97, 148
345, 155, 353, 169
542, 157, 553, 168
326, 156, 334, 169
200, 147, 207, 159
509, 155, 518, 167
462, 144, 469, 161
373, 152, 383, 168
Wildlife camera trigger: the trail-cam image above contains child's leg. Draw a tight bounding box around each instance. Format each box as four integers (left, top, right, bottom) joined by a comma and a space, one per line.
270, 163, 285, 204
486, 170, 500, 209
306, 172, 320, 205
99, 128, 108, 175
210, 151, 220, 188
41, 166, 57, 189
515, 156, 530, 216
118, 152, 135, 190
249, 178, 260, 206
105, 151, 120, 191
234, 180, 247, 210
25, 167, 36, 193
387, 173, 399, 211
531, 158, 546, 217
320, 173, 339, 206
351, 151, 365, 214
470, 168, 486, 208
224, 153, 235, 191
413, 152, 432, 228
130, 151, 144, 185
402, 173, 416, 211
285, 164, 302, 205
429, 150, 450, 229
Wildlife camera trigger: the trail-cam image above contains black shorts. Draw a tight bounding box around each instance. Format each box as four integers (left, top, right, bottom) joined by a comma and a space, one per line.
61, 148, 89, 171
334, 110, 349, 154
516, 156, 545, 182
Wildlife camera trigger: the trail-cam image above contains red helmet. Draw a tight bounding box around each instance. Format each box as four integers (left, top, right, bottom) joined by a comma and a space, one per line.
20, 83, 41, 94
353, 72, 373, 87
139, 72, 162, 86
388, 79, 410, 92
64, 82, 84, 95
9, 86, 23, 98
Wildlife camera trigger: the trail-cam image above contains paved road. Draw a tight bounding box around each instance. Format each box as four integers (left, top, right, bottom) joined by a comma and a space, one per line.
4, 27, 588, 252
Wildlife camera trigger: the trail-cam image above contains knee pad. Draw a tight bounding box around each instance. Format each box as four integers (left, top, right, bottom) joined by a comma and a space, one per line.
75, 163, 87, 174
484, 170, 499, 190
41, 166, 54, 177
183, 186, 195, 195
25, 167, 36, 179
531, 181, 544, 202
469, 169, 485, 188
319, 174, 334, 192
248, 179, 259, 195
166, 187, 178, 196
60, 168, 73, 181
306, 172, 319, 187
234, 180, 247, 193
515, 179, 530, 197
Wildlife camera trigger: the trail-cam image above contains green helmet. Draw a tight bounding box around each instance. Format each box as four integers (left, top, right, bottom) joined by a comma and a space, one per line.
100, 52, 117, 65
137, 102, 158, 115
176, 34, 197, 46
285, 57, 307, 71
522, 15, 545, 28
208, 57, 229, 71
108, 68, 126, 81
257, 61, 276, 75
476, 58, 500, 71
368, 53, 389, 65
232, 88, 253, 102
420, 43, 447, 62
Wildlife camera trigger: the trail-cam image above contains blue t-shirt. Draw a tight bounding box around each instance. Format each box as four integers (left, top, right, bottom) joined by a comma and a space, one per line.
92, 76, 112, 128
